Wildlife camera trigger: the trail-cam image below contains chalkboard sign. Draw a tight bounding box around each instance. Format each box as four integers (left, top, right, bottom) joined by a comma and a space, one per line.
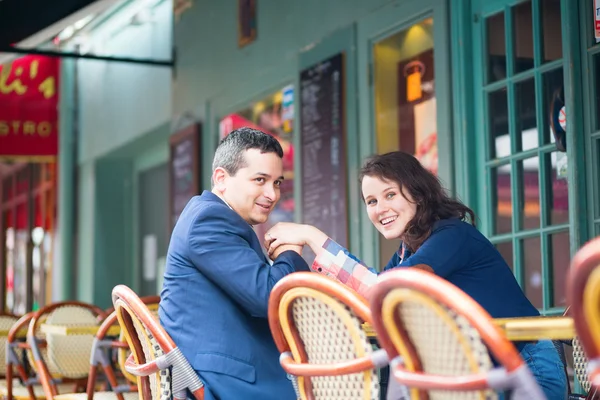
300, 52, 348, 248
169, 123, 201, 230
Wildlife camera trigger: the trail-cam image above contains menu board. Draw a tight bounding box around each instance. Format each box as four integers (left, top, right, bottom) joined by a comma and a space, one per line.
169, 123, 201, 230
300, 52, 348, 248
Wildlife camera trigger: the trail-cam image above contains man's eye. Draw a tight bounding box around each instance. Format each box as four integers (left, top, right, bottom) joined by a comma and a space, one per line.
255, 177, 265, 183
274, 180, 282, 187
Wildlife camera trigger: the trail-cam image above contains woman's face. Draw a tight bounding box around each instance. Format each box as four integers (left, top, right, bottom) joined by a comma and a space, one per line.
362, 175, 417, 240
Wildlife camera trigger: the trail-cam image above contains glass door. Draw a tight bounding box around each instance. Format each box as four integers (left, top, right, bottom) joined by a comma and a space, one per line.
357, 0, 451, 269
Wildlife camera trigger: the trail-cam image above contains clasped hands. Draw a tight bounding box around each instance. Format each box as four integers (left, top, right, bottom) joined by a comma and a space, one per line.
263, 222, 328, 260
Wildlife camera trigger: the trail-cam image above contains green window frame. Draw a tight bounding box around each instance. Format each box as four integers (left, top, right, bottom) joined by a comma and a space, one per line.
468, 0, 580, 315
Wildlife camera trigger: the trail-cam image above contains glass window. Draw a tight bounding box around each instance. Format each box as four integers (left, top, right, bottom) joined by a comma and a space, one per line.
479, 1, 569, 313
372, 18, 436, 265
513, 1, 534, 73
373, 18, 437, 174
486, 12, 507, 83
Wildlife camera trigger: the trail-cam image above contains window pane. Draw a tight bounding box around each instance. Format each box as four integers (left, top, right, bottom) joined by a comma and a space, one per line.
373, 18, 437, 175
545, 152, 569, 225
523, 236, 543, 309
541, 0, 562, 63
516, 78, 538, 151
542, 68, 564, 145
519, 157, 540, 230
489, 88, 510, 159
594, 53, 600, 131
496, 241, 514, 272
550, 230, 570, 307
487, 12, 506, 83
492, 164, 512, 234
513, 1, 534, 73
372, 18, 436, 267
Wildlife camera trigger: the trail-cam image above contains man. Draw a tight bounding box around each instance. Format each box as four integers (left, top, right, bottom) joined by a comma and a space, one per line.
159, 127, 309, 400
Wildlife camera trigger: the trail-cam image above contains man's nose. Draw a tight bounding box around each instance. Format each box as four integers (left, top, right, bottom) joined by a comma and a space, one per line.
263, 185, 276, 201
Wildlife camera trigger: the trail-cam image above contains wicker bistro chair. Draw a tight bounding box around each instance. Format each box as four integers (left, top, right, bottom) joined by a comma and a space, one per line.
567, 236, 600, 399
370, 269, 545, 400
268, 272, 389, 400
3, 312, 37, 400
26, 301, 107, 399
45, 309, 138, 400
0, 313, 21, 379
112, 285, 204, 400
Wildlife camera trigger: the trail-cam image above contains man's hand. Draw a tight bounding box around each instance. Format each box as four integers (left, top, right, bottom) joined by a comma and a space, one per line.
264, 222, 309, 252
271, 244, 303, 259
264, 222, 328, 258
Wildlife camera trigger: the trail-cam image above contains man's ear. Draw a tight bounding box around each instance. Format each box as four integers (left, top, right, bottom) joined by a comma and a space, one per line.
212, 167, 228, 192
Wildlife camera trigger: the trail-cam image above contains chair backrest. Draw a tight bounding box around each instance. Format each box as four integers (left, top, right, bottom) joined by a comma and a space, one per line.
118, 296, 161, 385
0, 313, 20, 377
112, 285, 203, 400
5, 311, 37, 400
268, 272, 384, 400
567, 236, 600, 394
370, 269, 544, 400
27, 301, 106, 383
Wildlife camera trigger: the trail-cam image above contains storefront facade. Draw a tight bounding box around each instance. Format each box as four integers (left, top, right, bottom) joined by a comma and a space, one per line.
169, 0, 594, 318
2, 0, 592, 315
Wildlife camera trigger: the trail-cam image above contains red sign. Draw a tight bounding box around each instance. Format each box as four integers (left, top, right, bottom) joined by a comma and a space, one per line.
0, 55, 59, 159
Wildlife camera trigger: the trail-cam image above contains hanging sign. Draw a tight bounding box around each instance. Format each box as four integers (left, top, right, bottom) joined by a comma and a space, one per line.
0, 55, 59, 160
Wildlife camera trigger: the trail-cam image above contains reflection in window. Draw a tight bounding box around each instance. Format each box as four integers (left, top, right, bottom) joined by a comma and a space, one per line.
373, 18, 437, 174
523, 235, 542, 309
516, 79, 538, 151
489, 88, 509, 159
219, 85, 295, 241
551, 230, 570, 307
513, 1, 534, 74
486, 12, 506, 83
518, 157, 540, 230
541, 0, 562, 63
493, 164, 512, 234
547, 152, 569, 225
543, 68, 564, 145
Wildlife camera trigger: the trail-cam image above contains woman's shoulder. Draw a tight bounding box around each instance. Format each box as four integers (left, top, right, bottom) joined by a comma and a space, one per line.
432, 218, 474, 232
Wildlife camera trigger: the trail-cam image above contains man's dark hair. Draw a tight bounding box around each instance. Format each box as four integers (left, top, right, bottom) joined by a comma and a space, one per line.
212, 127, 283, 178
359, 151, 476, 251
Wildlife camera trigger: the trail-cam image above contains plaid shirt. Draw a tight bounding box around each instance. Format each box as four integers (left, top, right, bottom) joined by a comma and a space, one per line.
310, 238, 378, 298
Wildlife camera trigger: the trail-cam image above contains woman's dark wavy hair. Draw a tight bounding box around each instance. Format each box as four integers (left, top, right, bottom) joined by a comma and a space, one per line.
359, 151, 476, 251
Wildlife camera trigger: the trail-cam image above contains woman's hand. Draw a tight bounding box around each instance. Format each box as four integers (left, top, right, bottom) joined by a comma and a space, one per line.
264, 223, 328, 259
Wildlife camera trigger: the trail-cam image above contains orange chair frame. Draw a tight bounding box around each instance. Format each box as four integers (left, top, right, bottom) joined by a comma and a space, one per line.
567, 236, 600, 395
112, 285, 204, 400
6, 312, 36, 400
27, 301, 106, 400
268, 272, 384, 399
370, 269, 530, 399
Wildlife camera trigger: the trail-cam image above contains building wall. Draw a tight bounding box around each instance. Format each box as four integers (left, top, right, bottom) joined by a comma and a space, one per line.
59, 0, 173, 306
173, 0, 393, 117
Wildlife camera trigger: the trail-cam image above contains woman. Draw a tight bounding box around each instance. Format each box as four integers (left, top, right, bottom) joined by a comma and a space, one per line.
265, 151, 566, 399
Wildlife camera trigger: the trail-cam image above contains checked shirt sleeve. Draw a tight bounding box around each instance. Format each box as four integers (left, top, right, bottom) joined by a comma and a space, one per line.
311, 238, 378, 297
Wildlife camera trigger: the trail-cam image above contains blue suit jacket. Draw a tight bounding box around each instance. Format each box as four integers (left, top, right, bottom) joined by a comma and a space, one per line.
159, 191, 309, 400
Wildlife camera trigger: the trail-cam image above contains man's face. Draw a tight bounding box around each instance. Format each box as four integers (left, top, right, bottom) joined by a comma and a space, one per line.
215, 149, 284, 225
